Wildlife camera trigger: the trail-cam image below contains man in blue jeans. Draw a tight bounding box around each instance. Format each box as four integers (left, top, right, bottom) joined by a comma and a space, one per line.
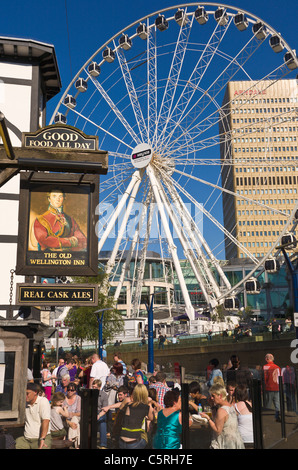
92, 380, 109, 448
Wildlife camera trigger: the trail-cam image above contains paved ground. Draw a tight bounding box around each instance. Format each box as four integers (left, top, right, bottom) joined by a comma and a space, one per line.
262, 409, 298, 449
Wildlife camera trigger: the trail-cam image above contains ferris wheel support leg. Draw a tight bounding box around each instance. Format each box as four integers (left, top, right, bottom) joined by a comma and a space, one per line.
98, 170, 142, 255
101, 171, 143, 295
157, 176, 214, 309
132, 196, 155, 317
147, 165, 195, 321
168, 178, 231, 292
113, 196, 148, 303
166, 183, 223, 299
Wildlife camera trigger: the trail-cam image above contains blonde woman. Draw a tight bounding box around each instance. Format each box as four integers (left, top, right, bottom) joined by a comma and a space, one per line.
201, 383, 244, 449
118, 384, 154, 449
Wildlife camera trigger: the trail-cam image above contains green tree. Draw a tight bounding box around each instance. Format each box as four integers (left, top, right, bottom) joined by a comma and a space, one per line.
238, 306, 253, 322
64, 273, 124, 346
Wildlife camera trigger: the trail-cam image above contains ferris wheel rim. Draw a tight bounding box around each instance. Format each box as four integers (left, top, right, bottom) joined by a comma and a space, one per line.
49, 2, 297, 125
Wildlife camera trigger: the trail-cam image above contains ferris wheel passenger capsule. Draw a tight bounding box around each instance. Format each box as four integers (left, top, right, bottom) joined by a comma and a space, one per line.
175, 8, 188, 27
88, 62, 101, 77
252, 22, 267, 40
194, 6, 209, 24
64, 95, 76, 109
269, 35, 284, 53
137, 23, 148, 39
264, 258, 280, 273
281, 232, 297, 249
75, 78, 88, 92
119, 34, 132, 50
155, 14, 169, 32
284, 51, 298, 70
224, 297, 240, 311
103, 48, 115, 63
214, 7, 228, 26
54, 113, 67, 124
245, 278, 261, 294
234, 12, 248, 31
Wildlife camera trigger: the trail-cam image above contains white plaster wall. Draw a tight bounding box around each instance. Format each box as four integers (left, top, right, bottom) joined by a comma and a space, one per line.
0, 63, 33, 306
0, 199, 18, 235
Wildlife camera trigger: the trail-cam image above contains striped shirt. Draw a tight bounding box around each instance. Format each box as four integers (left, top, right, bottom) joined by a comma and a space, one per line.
149, 382, 171, 408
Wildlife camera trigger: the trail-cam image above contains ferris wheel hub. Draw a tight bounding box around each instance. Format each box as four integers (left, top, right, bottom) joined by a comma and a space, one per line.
131, 143, 153, 168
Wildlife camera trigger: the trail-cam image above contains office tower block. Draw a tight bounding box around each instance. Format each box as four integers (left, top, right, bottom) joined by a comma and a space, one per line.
220, 79, 297, 259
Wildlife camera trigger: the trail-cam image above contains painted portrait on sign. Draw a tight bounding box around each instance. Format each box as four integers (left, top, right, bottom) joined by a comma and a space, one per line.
28, 187, 88, 253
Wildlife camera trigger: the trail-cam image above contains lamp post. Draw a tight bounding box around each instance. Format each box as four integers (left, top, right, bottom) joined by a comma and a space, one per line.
94, 308, 114, 359
145, 290, 169, 374
145, 295, 155, 374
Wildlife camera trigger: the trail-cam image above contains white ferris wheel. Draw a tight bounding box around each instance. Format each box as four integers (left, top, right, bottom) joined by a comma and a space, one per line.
50, 3, 298, 320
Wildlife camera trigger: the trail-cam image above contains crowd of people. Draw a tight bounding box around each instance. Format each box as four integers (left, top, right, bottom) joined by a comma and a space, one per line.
11, 348, 295, 450
201, 351, 297, 449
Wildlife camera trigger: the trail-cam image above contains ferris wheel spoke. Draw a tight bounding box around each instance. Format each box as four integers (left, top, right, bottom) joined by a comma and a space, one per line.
160, 172, 232, 290
98, 170, 143, 255
108, 151, 132, 160
99, 172, 134, 198
164, 58, 293, 161
162, 169, 258, 263
164, 31, 284, 156
147, 164, 195, 318
132, 193, 155, 316
158, 175, 223, 305
166, 108, 297, 166
172, 167, 289, 217
166, 102, 297, 163
147, 20, 157, 146
101, 171, 144, 294
115, 44, 148, 143
158, 17, 233, 151
154, 8, 194, 145
88, 71, 141, 145
162, 33, 264, 154
114, 190, 150, 304
62, 105, 134, 149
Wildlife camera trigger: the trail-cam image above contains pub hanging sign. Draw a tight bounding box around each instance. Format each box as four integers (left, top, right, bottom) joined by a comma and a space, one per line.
16, 172, 99, 276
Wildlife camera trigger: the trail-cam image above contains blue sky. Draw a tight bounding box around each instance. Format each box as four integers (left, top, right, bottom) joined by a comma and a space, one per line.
1, 0, 297, 258
1, 0, 296, 121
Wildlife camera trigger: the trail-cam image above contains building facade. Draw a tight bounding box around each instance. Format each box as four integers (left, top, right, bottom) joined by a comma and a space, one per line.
220, 79, 298, 260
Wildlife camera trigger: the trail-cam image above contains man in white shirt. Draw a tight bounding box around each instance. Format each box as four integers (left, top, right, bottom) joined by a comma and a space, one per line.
89, 353, 110, 389
16, 383, 51, 449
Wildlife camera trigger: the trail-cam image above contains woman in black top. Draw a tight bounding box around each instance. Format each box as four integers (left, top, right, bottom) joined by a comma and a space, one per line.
119, 384, 154, 449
